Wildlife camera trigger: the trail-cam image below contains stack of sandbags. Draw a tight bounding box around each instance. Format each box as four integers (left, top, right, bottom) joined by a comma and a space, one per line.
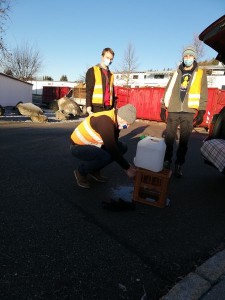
16, 102, 48, 123
55, 97, 83, 120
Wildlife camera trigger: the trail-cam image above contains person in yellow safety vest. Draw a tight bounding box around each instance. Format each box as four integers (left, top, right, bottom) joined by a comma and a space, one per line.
160, 45, 208, 178
70, 104, 137, 189
85, 48, 117, 114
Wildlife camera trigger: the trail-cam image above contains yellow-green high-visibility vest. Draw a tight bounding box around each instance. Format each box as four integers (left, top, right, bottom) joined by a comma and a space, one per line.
92, 66, 114, 105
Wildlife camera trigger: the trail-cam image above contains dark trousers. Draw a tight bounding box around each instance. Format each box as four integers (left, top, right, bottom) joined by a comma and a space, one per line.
164, 112, 194, 165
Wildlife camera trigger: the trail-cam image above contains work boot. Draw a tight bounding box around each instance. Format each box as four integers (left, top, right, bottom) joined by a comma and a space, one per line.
163, 160, 171, 170
88, 171, 107, 182
174, 164, 182, 178
74, 170, 90, 188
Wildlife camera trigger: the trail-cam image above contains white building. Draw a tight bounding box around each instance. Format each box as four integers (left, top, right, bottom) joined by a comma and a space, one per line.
0, 73, 33, 106
28, 80, 78, 95
27, 63, 225, 98
114, 64, 225, 89
114, 70, 172, 88
202, 64, 225, 89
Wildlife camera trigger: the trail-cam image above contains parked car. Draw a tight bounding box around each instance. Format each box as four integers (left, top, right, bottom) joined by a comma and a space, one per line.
199, 15, 225, 174
199, 14, 225, 64
200, 106, 225, 174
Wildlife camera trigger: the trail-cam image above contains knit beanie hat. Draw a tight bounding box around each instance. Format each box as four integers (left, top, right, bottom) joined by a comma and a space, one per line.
182, 45, 197, 59
117, 104, 136, 124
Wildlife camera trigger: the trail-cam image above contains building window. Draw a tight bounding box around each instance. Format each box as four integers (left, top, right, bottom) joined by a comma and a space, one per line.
154, 74, 164, 79
133, 75, 139, 79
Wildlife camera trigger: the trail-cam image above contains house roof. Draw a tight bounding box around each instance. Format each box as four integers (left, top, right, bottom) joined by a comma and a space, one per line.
0, 72, 33, 85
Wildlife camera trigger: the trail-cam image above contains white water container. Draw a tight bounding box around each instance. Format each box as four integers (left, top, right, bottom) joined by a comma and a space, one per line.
134, 136, 166, 172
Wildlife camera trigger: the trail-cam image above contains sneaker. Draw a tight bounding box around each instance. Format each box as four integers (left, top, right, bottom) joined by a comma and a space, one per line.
174, 164, 182, 178
88, 171, 107, 182
74, 170, 90, 188
163, 160, 171, 170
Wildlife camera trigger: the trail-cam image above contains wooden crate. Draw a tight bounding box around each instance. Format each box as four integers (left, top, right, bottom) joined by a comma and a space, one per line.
73, 87, 86, 99
73, 86, 86, 106
133, 167, 172, 208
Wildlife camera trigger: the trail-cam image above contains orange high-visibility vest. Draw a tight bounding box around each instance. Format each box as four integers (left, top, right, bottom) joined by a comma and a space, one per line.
71, 109, 116, 146
92, 66, 114, 105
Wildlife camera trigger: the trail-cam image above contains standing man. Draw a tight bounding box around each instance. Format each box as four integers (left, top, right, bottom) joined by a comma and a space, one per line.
70, 104, 137, 188
86, 47, 116, 114
160, 45, 208, 177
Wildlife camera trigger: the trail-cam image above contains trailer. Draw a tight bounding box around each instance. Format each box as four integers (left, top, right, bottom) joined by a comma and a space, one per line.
42, 86, 71, 105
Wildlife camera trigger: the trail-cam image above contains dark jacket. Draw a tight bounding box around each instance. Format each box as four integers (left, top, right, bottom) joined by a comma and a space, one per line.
90, 113, 129, 170
85, 65, 116, 111
161, 61, 208, 113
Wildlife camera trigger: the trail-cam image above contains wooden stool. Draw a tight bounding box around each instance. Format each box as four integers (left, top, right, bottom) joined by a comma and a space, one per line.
133, 167, 172, 208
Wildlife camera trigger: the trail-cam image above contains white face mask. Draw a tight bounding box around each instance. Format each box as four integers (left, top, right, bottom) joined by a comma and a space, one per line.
104, 58, 112, 67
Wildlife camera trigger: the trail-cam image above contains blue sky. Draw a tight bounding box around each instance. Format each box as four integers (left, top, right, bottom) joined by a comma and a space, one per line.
5, 0, 225, 81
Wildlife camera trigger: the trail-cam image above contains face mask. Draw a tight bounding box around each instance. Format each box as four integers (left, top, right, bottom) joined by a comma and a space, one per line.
104, 58, 112, 67
183, 58, 194, 67
118, 123, 128, 130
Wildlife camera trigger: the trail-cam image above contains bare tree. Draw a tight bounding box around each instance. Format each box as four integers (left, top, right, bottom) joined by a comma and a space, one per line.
118, 42, 139, 87
3, 43, 43, 80
0, 0, 11, 60
78, 64, 92, 83
77, 72, 86, 83
192, 33, 205, 61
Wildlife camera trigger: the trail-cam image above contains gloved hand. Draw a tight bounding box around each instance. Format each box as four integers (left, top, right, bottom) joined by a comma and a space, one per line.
126, 165, 136, 178
160, 107, 167, 122
87, 106, 93, 115
193, 110, 205, 126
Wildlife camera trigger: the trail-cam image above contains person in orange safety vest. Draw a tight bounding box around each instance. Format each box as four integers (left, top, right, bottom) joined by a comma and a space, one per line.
70, 104, 137, 189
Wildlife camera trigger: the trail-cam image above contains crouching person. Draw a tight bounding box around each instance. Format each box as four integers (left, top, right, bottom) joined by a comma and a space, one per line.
70, 104, 137, 188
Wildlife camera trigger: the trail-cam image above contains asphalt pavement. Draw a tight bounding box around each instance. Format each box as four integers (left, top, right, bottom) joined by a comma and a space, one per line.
1, 116, 225, 300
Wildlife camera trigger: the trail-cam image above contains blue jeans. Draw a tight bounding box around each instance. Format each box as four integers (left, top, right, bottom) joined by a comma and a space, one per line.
70, 142, 127, 175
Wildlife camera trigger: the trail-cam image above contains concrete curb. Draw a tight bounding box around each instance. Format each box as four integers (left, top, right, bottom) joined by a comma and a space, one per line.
160, 249, 225, 299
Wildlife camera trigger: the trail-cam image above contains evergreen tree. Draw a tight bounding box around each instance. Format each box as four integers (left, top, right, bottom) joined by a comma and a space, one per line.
43, 76, 53, 81
60, 75, 68, 81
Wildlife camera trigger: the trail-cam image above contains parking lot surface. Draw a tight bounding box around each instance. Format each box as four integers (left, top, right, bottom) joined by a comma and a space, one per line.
1, 118, 225, 300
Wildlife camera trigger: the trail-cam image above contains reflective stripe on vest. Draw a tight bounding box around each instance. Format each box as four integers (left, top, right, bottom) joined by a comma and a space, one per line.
164, 71, 178, 107
164, 69, 203, 109
70, 109, 116, 146
188, 69, 203, 109
92, 66, 114, 105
